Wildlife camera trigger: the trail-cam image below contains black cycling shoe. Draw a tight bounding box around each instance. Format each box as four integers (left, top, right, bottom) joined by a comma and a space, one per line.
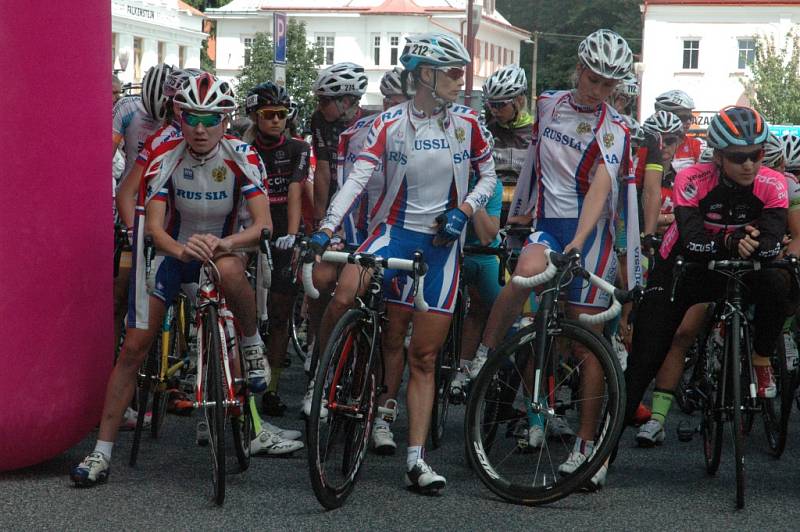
261, 391, 288, 417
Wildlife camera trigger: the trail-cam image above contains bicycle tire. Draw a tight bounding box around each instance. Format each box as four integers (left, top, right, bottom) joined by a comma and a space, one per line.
129, 336, 159, 466
465, 320, 625, 506
701, 322, 724, 475
431, 296, 462, 449
231, 343, 253, 473
763, 335, 793, 458
202, 306, 226, 506
150, 307, 177, 439
729, 315, 745, 509
290, 289, 310, 364
307, 308, 378, 510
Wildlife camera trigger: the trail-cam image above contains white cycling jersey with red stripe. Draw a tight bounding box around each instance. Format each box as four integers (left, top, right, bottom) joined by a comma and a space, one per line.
112, 96, 162, 185
320, 101, 497, 236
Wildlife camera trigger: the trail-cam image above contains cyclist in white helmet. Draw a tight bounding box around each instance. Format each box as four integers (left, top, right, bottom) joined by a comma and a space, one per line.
477, 28, 634, 489
482, 64, 533, 224
72, 73, 273, 488
654, 89, 703, 171
609, 71, 639, 116
380, 66, 407, 108
308, 32, 497, 493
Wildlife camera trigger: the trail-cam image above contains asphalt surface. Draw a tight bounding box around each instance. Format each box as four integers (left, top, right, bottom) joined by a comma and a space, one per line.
4, 353, 800, 531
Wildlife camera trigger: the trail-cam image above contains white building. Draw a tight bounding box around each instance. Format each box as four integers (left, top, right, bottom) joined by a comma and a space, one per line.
640, 0, 800, 131
206, 0, 530, 108
112, 0, 208, 84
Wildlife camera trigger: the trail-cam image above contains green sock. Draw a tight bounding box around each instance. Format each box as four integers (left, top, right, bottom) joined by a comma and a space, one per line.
267, 367, 283, 394
650, 390, 674, 425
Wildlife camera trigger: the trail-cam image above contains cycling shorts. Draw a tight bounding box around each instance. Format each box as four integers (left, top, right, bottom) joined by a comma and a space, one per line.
526, 217, 617, 308
152, 257, 201, 306
462, 254, 501, 307
357, 224, 460, 314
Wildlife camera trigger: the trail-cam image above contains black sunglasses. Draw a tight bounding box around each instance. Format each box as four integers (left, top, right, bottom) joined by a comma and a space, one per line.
662, 134, 684, 146
722, 148, 765, 165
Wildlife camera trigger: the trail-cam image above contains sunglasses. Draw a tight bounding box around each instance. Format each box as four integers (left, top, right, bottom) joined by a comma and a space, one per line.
676, 113, 694, 123
436, 67, 465, 80
662, 135, 684, 146
256, 108, 288, 121
181, 111, 223, 128
488, 99, 513, 109
722, 148, 765, 165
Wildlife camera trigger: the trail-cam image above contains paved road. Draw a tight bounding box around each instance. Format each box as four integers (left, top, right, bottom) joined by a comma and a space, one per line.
3, 357, 800, 531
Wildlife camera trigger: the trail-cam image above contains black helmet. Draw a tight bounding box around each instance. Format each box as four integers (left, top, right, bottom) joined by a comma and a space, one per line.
245, 81, 290, 114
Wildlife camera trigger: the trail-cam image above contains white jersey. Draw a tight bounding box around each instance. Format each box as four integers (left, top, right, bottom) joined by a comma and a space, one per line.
112, 96, 162, 186
152, 145, 264, 244
337, 113, 382, 244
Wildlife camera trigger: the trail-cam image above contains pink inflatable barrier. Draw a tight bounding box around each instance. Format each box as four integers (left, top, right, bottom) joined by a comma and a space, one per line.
0, 0, 111, 471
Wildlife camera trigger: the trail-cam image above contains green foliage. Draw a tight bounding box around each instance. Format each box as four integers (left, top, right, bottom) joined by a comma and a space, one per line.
496, 0, 642, 96
234, 20, 320, 127
742, 33, 800, 124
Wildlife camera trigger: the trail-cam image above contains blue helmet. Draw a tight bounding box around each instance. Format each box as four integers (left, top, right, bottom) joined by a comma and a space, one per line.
400, 33, 471, 71
706, 106, 769, 149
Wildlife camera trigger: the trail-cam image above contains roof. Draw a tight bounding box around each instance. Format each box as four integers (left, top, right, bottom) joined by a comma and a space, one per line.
177, 0, 205, 16
646, 0, 800, 5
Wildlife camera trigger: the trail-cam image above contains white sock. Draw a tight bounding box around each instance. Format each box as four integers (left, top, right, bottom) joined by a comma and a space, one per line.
475, 343, 490, 359
241, 332, 263, 347
459, 358, 471, 371
374, 417, 390, 430
94, 440, 114, 460
407, 445, 424, 470
573, 437, 594, 456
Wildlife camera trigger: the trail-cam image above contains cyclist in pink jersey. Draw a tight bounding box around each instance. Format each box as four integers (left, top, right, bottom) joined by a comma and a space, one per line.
72, 73, 273, 487
625, 107, 792, 449
474, 29, 634, 489
306, 33, 497, 493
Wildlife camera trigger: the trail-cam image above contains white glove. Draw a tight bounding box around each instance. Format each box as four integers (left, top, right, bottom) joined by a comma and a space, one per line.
275, 234, 296, 250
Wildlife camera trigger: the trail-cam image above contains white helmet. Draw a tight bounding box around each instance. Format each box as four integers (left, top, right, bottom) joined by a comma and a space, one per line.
622, 115, 645, 145
782, 133, 800, 173
400, 33, 471, 71
615, 72, 639, 97
642, 110, 684, 136
577, 29, 632, 80
483, 64, 527, 101
174, 72, 236, 113
313, 62, 368, 97
163, 68, 203, 98
699, 147, 715, 163
763, 131, 784, 169
654, 90, 695, 113
380, 67, 404, 97
287, 100, 299, 123
142, 63, 173, 121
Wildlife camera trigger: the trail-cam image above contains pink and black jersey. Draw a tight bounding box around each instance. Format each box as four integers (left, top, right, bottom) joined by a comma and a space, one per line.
659, 162, 788, 262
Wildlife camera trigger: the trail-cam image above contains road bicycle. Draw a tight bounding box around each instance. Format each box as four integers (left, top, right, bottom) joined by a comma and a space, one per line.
465, 248, 631, 506
301, 245, 428, 510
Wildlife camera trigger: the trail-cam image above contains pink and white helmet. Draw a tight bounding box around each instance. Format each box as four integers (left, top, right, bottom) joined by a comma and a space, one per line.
174, 72, 236, 113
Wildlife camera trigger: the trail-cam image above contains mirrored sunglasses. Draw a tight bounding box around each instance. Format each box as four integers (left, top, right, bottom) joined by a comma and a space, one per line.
181, 111, 223, 128
256, 108, 288, 121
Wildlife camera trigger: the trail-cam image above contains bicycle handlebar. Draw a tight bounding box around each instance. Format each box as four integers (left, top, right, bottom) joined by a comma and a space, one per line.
302, 248, 429, 312
511, 248, 627, 324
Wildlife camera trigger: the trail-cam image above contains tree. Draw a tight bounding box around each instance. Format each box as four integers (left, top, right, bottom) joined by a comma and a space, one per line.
496, 0, 642, 96
742, 33, 800, 124
234, 20, 320, 127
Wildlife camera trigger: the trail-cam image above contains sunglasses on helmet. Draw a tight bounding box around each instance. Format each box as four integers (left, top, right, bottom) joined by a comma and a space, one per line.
256, 108, 288, 121
721, 148, 765, 165
181, 111, 223, 128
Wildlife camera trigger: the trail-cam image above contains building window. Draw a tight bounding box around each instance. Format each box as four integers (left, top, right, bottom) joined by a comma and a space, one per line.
158, 41, 165, 64
510, 50, 514, 64
738, 38, 756, 69
133, 37, 143, 81
316, 34, 335, 65
682, 39, 699, 69
390, 35, 400, 65
243, 36, 253, 66
372, 34, 381, 65
179, 46, 186, 68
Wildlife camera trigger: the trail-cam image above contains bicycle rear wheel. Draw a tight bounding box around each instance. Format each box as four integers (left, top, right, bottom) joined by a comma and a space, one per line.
201, 306, 226, 506
702, 324, 724, 475
151, 306, 178, 439
465, 320, 624, 506
290, 289, 310, 364
307, 308, 378, 510
129, 335, 160, 466
431, 296, 462, 449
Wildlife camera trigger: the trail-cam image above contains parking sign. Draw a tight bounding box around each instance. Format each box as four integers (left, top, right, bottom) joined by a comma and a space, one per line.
274, 12, 287, 65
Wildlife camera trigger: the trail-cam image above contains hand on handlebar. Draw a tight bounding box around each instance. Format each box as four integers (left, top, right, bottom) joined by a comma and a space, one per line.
302, 230, 331, 263
181, 234, 219, 262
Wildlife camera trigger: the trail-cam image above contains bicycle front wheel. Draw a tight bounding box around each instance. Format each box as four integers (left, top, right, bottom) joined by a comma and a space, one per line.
290, 289, 310, 364
307, 308, 378, 510
201, 306, 226, 506
129, 335, 160, 466
729, 315, 745, 510
701, 325, 724, 475
763, 335, 793, 458
431, 297, 462, 449
465, 319, 624, 506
